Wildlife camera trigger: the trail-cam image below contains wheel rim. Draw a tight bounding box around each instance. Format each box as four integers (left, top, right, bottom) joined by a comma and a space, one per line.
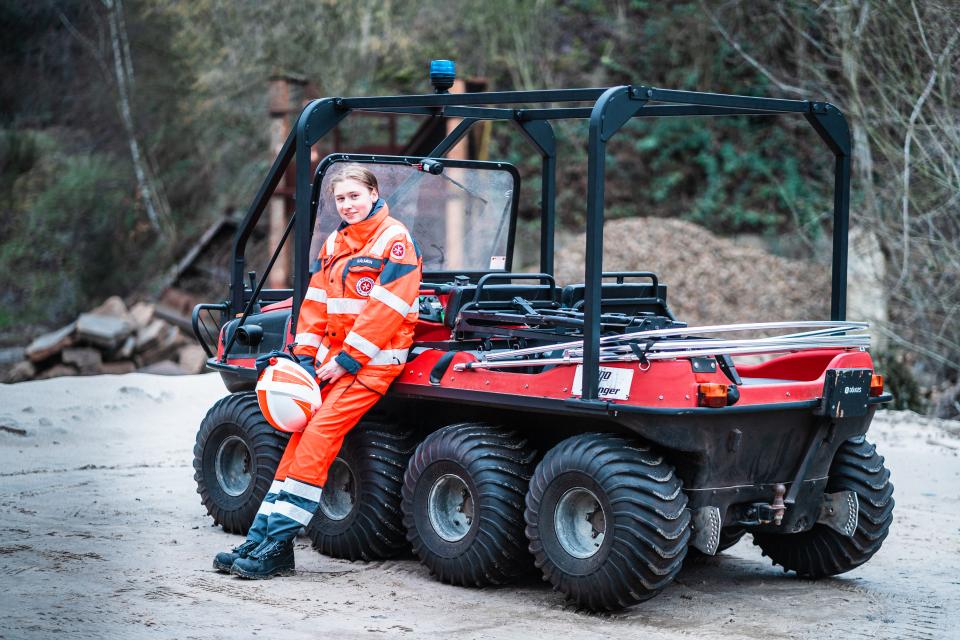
215, 435, 253, 497
554, 487, 606, 559
427, 473, 475, 542
319, 458, 355, 521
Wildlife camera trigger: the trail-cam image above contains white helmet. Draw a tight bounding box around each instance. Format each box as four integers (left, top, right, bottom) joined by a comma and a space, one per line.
255, 357, 322, 433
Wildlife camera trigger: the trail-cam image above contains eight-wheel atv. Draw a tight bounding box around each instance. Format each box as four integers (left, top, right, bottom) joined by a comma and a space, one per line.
191, 63, 893, 611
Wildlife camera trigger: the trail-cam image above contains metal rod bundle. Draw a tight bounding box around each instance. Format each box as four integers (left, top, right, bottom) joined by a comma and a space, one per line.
452, 320, 871, 372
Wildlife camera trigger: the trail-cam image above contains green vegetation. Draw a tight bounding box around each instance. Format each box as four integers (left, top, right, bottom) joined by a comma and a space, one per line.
1, 0, 957, 400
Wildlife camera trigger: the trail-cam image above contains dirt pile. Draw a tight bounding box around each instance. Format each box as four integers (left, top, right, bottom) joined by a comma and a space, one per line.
555, 217, 831, 326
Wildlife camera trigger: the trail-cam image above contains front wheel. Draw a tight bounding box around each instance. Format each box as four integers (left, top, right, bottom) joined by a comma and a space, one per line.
752, 436, 894, 577
193, 392, 289, 533
524, 434, 690, 611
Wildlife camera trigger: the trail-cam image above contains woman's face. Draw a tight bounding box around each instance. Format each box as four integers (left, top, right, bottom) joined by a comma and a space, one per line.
333, 178, 379, 225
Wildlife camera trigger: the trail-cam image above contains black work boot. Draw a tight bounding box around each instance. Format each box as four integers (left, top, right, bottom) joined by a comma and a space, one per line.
213, 539, 261, 573
230, 538, 295, 579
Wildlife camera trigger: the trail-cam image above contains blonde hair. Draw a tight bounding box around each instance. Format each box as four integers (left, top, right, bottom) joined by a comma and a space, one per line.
328, 163, 379, 195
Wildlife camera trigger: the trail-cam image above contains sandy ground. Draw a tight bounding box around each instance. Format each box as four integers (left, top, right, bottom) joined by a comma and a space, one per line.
0, 373, 958, 640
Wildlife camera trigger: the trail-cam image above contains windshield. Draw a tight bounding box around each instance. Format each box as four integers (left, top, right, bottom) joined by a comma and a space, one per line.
311, 158, 517, 274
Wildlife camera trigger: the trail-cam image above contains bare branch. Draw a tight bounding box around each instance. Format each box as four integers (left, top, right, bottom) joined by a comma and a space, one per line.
701, 1, 807, 97
895, 26, 960, 289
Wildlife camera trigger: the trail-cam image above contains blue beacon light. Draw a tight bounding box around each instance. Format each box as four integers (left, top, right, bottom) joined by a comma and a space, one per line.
430, 60, 456, 93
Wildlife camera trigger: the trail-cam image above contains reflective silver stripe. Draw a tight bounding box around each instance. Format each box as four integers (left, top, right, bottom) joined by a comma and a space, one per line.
371, 225, 411, 257
283, 478, 323, 502
327, 298, 367, 314
257, 501, 274, 516
270, 500, 314, 526
268, 480, 284, 494
305, 287, 327, 303
345, 331, 380, 358
315, 344, 329, 363
370, 285, 410, 316
325, 231, 337, 254
369, 348, 409, 366
295, 333, 322, 348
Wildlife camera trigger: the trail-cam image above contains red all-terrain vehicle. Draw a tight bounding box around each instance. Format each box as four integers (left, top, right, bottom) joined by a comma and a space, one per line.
192, 63, 893, 611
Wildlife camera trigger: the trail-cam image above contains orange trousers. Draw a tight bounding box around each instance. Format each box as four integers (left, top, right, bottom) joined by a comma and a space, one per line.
273, 372, 387, 488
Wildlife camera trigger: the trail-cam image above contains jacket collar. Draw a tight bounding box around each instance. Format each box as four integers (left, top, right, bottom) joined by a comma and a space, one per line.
335, 199, 389, 251
338, 198, 386, 231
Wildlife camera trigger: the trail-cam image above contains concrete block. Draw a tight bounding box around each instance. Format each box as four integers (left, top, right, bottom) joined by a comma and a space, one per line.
26, 323, 76, 362
90, 295, 131, 321
77, 313, 132, 350
61, 347, 103, 374
135, 319, 167, 353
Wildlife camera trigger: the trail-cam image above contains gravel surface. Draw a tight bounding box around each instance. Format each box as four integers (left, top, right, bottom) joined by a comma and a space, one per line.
1, 373, 958, 640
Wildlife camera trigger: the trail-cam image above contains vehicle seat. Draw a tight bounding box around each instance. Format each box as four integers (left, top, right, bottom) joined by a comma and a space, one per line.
560, 281, 672, 319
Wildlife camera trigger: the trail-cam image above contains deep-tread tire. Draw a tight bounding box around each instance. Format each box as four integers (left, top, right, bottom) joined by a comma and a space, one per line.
402, 423, 537, 587
525, 433, 690, 611
752, 436, 894, 577
307, 422, 418, 561
193, 392, 289, 534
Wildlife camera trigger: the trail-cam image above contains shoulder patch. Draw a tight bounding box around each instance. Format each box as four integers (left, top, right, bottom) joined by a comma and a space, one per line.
390, 240, 406, 260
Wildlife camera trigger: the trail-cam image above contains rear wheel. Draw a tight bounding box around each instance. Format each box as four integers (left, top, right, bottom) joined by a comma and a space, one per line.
193, 392, 288, 534
402, 423, 536, 586
752, 436, 894, 577
307, 422, 418, 560
524, 433, 690, 611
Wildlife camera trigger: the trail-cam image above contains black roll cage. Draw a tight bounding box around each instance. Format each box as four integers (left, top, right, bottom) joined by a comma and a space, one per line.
229, 84, 851, 400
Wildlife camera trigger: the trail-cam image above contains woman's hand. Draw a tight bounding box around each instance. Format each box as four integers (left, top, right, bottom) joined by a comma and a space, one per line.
316, 359, 349, 385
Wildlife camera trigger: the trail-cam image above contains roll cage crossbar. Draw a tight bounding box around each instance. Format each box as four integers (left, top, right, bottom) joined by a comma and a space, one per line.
230, 84, 851, 401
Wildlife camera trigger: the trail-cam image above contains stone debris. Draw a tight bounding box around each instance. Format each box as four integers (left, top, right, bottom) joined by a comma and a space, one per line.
25, 323, 77, 363
4, 297, 204, 382
61, 348, 103, 375
129, 302, 155, 330
77, 313, 132, 350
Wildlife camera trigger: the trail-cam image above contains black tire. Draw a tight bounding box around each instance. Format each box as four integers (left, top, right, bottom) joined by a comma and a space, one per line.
687, 527, 747, 559
402, 423, 536, 587
752, 436, 894, 577
193, 392, 289, 534
524, 433, 690, 611
307, 421, 418, 561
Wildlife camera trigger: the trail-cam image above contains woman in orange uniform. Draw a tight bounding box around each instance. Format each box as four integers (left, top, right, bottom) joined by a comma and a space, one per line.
214, 164, 422, 578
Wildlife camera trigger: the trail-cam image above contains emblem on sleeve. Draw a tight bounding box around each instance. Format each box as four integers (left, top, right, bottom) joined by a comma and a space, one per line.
390, 240, 406, 260
356, 276, 375, 296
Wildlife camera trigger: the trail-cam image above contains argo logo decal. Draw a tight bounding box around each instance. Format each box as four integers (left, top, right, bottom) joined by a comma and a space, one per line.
390, 241, 406, 260
355, 277, 375, 296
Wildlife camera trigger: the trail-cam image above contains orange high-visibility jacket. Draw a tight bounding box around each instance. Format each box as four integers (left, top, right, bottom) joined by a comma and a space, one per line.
292, 200, 422, 394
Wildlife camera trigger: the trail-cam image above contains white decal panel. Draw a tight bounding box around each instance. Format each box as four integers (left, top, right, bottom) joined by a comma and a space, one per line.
572, 365, 634, 400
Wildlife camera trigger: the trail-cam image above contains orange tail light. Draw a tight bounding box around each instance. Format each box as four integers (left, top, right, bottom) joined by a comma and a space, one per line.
870, 374, 884, 397
698, 383, 729, 408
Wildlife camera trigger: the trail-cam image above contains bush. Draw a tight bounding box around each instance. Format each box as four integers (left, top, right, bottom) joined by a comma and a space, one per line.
0, 130, 157, 329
